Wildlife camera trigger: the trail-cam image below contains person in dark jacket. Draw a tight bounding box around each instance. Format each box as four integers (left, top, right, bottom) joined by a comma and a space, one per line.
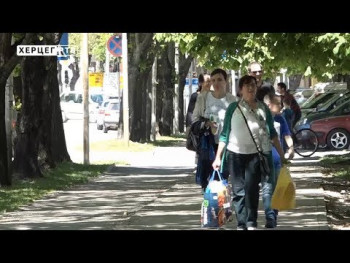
277, 82, 301, 128
186, 74, 204, 128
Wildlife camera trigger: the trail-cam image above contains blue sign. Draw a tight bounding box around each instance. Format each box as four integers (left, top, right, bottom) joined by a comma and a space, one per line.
185, 78, 198, 85
58, 33, 69, 60
107, 35, 122, 57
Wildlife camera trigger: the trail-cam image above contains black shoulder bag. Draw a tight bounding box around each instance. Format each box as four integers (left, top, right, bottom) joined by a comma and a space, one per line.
237, 104, 271, 178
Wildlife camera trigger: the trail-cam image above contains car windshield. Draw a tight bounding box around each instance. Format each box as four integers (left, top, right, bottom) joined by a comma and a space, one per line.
302, 92, 337, 109
329, 99, 350, 113
110, 103, 120, 111
318, 92, 350, 111
90, 94, 104, 106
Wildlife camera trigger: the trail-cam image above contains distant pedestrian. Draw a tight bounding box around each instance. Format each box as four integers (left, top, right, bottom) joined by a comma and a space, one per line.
248, 61, 275, 102
186, 73, 211, 173
277, 82, 301, 128
186, 74, 210, 128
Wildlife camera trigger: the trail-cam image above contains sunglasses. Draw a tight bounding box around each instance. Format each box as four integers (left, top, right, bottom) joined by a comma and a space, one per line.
251, 70, 262, 74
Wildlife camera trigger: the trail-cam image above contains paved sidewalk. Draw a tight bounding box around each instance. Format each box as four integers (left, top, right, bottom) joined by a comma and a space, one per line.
0, 147, 329, 230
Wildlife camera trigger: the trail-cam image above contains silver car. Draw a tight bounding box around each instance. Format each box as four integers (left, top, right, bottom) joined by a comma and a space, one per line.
60, 91, 99, 123
103, 99, 120, 133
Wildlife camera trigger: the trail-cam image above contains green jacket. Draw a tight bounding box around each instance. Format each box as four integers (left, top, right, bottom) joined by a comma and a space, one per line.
219, 100, 277, 175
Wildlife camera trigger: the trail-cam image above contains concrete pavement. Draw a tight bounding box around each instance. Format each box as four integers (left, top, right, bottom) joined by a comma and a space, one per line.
0, 146, 329, 230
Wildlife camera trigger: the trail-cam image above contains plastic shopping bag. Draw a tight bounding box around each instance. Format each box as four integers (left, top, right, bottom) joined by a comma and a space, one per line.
201, 170, 231, 228
271, 166, 296, 210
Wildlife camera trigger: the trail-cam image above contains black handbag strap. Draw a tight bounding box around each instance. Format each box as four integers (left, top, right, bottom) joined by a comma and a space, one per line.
237, 103, 263, 154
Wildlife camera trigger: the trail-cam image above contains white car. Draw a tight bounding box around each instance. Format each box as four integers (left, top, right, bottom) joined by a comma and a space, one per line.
103, 99, 120, 133
96, 100, 110, 130
294, 89, 314, 106
60, 91, 99, 122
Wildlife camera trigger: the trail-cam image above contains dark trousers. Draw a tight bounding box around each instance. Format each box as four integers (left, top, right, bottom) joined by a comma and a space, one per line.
292, 110, 301, 128
197, 143, 229, 189
226, 150, 271, 228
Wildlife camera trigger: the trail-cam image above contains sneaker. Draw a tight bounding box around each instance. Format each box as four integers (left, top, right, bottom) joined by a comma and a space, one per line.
236, 226, 246, 230
265, 219, 277, 229
247, 226, 257, 230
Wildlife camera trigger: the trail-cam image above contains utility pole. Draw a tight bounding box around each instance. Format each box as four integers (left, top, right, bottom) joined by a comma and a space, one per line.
122, 33, 129, 146
173, 43, 179, 135
116, 56, 122, 139
5, 75, 13, 177
151, 58, 157, 141
231, 70, 236, 96
81, 33, 89, 164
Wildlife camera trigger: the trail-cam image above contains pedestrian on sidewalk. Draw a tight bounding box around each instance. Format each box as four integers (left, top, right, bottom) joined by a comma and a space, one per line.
192, 68, 236, 192
186, 73, 212, 173
277, 82, 301, 128
263, 93, 294, 228
212, 75, 286, 230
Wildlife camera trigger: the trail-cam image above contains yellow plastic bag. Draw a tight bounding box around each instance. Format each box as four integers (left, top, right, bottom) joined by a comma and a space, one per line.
271, 166, 296, 210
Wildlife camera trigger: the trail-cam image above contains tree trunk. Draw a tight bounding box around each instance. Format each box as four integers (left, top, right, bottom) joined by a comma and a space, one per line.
0, 33, 12, 186
69, 61, 80, 91
288, 74, 303, 90
13, 55, 45, 178
128, 33, 157, 142
158, 43, 175, 136
178, 52, 193, 133
39, 33, 71, 167
0, 33, 37, 185
145, 70, 152, 141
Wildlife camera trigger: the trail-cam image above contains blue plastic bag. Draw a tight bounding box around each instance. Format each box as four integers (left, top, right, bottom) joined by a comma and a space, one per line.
201, 170, 232, 228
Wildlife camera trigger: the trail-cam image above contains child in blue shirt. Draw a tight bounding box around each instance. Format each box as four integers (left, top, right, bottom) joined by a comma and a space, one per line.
264, 94, 294, 228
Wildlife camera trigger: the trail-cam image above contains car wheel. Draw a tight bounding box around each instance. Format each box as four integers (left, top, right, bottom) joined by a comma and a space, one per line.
103, 125, 108, 133
327, 128, 350, 150
89, 112, 96, 123
97, 124, 103, 130
62, 111, 67, 123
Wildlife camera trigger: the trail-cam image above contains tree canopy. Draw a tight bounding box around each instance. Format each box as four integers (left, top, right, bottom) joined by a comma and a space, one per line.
155, 33, 350, 81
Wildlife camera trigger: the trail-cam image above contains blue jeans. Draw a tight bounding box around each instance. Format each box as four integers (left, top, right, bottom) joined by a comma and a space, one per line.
226, 150, 273, 228
262, 160, 280, 221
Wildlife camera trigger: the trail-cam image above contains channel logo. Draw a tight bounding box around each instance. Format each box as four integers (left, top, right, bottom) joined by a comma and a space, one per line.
17, 45, 75, 58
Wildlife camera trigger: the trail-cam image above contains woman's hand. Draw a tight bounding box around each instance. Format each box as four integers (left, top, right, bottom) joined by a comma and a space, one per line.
212, 158, 221, 170
205, 120, 218, 134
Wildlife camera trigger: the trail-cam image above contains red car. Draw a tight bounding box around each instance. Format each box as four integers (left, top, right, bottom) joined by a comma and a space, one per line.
311, 116, 350, 150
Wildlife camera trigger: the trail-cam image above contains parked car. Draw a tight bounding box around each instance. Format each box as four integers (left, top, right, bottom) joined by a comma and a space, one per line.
96, 100, 110, 130
60, 91, 99, 122
295, 99, 350, 131
300, 90, 345, 117
293, 89, 314, 105
315, 91, 350, 113
311, 115, 350, 150
103, 99, 120, 133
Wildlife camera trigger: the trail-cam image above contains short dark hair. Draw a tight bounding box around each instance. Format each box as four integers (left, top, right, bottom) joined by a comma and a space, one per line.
210, 68, 227, 81
277, 82, 287, 90
238, 75, 257, 92
198, 73, 204, 84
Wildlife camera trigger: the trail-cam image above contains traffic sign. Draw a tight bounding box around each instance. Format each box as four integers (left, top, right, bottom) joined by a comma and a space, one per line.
107, 35, 122, 57
185, 78, 198, 85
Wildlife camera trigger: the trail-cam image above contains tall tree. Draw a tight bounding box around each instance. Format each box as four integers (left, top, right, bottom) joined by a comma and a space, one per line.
128, 33, 158, 142
13, 33, 71, 179
0, 33, 35, 186
157, 42, 175, 136
13, 52, 45, 178
177, 51, 193, 133
40, 33, 71, 167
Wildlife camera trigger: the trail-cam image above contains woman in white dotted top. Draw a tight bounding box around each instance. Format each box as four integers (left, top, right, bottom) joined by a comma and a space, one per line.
192, 68, 236, 190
